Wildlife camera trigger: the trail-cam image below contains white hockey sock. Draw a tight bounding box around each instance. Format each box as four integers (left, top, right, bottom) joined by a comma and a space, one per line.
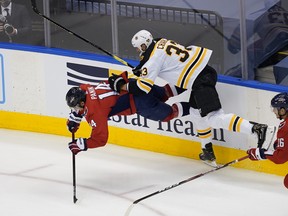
239, 120, 254, 134
206, 110, 253, 135
197, 127, 213, 148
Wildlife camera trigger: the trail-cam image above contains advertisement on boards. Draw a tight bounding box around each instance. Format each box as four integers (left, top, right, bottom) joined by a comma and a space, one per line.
0, 46, 279, 150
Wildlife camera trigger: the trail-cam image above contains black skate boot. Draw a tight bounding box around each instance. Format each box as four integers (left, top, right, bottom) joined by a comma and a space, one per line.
250, 122, 268, 148
199, 143, 218, 167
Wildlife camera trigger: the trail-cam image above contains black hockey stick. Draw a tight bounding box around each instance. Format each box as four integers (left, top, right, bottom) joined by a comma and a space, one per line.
183, 0, 230, 42
72, 132, 78, 203
30, 0, 134, 68
124, 155, 249, 216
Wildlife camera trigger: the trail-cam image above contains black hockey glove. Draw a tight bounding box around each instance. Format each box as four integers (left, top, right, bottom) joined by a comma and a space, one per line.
132, 68, 142, 77
108, 73, 126, 93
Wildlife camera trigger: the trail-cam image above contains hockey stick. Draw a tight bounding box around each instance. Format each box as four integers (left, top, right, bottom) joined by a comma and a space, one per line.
260, 126, 276, 149
72, 132, 78, 203
30, 0, 134, 68
124, 155, 249, 216
183, 0, 230, 42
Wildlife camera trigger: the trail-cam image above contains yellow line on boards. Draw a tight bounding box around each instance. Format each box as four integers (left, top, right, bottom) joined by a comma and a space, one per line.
0, 110, 286, 176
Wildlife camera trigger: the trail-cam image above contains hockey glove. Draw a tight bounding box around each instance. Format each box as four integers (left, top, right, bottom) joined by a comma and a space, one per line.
68, 138, 87, 155
132, 67, 142, 77
66, 112, 82, 133
247, 148, 266, 161
108, 73, 127, 93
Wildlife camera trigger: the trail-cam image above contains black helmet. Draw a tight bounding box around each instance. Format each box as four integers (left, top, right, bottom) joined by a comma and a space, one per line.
271, 92, 288, 109
66, 87, 86, 108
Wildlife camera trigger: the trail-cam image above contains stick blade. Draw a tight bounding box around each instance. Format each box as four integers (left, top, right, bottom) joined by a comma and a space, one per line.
202, 160, 219, 168
262, 126, 277, 150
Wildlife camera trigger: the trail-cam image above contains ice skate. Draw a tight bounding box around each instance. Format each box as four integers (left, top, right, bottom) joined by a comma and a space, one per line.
199, 143, 219, 168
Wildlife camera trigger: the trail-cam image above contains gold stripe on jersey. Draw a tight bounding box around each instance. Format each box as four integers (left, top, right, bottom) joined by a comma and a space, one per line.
197, 127, 212, 139
228, 115, 242, 132
182, 49, 208, 88
128, 72, 139, 79
177, 47, 206, 89
177, 47, 201, 87
136, 78, 154, 93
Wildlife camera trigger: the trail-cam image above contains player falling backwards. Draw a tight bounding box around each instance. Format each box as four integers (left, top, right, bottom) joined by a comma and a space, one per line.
108, 29, 276, 167
66, 81, 190, 154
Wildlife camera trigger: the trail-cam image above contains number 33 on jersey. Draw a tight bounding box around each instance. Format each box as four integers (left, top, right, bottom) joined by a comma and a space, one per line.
139, 39, 212, 91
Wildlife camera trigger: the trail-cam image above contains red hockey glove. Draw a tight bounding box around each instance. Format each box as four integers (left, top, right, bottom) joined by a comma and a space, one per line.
247, 148, 266, 161
68, 138, 87, 155
66, 112, 82, 133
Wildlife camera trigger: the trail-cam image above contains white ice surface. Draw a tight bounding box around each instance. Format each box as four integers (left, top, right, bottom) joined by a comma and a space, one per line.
0, 128, 287, 216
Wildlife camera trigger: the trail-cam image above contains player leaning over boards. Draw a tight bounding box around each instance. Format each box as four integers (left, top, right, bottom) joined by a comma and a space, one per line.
65, 82, 190, 154
247, 93, 288, 189
247, 93, 288, 163
108, 30, 275, 167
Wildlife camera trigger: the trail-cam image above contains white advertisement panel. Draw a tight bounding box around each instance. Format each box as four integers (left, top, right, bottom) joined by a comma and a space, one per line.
0, 54, 4, 104
0, 46, 284, 151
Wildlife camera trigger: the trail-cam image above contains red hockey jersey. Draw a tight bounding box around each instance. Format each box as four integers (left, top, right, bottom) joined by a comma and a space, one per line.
266, 118, 288, 164
79, 83, 135, 149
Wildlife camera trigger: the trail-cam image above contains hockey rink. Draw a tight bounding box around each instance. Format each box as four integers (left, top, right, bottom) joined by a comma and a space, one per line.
0, 128, 287, 216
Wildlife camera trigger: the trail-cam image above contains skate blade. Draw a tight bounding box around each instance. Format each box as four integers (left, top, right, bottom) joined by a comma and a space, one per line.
202, 160, 219, 168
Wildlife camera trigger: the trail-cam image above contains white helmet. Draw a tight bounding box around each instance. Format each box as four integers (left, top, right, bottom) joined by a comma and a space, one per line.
131, 30, 153, 54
